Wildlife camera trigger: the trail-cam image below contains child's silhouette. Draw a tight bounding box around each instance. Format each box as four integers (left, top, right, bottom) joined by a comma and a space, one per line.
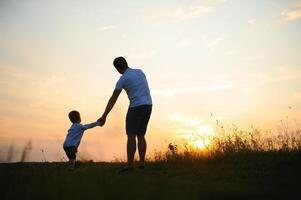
63, 110, 100, 170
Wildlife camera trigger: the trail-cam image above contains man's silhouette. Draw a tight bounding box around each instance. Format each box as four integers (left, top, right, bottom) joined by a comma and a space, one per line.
98, 57, 152, 172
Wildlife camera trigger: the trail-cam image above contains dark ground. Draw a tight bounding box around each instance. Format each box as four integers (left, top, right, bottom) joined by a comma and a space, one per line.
1, 152, 301, 200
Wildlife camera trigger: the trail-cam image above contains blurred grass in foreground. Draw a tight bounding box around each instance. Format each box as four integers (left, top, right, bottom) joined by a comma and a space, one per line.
1, 151, 301, 200
1, 122, 301, 199
1, 115, 301, 199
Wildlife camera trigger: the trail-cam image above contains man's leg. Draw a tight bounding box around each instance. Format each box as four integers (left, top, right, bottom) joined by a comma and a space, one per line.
69, 159, 75, 170
127, 135, 136, 167
137, 135, 146, 167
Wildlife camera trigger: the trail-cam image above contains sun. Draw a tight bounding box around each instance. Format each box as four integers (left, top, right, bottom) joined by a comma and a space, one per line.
193, 140, 207, 149
191, 125, 214, 150
193, 137, 211, 150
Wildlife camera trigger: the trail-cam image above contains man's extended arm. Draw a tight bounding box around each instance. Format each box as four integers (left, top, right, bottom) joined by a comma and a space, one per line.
98, 89, 121, 126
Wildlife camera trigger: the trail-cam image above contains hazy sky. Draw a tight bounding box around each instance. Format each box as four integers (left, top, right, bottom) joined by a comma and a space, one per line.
1, 0, 301, 162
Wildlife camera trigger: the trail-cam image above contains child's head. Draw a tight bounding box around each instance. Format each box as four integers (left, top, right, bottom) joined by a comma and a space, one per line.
68, 110, 81, 123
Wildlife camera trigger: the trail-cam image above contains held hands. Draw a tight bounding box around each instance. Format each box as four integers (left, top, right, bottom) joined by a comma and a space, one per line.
97, 116, 106, 127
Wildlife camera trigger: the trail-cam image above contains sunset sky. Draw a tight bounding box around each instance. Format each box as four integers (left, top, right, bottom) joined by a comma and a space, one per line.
1, 0, 301, 162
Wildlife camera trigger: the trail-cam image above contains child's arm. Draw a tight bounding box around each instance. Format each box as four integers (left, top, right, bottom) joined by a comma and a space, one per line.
81, 121, 100, 130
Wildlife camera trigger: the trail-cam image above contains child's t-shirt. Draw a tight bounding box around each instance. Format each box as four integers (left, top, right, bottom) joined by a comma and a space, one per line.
63, 122, 99, 147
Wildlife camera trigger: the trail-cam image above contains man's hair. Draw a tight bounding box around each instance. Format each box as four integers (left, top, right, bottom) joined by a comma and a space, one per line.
113, 57, 128, 70
68, 110, 80, 123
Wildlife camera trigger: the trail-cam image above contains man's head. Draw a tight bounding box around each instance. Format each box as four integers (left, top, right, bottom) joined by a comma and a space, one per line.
113, 57, 128, 74
68, 110, 81, 123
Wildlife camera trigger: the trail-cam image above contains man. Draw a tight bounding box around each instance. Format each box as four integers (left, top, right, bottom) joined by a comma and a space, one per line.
98, 57, 152, 172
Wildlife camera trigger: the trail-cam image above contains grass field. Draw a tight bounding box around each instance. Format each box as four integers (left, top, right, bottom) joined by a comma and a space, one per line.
1, 151, 301, 200
1, 124, 301, 199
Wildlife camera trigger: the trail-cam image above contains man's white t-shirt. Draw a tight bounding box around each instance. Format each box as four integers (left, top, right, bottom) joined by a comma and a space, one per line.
115, 68, 152, 108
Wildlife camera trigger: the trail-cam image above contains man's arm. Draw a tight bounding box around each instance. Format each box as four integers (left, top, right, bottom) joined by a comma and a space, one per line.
98, 89, 121, 125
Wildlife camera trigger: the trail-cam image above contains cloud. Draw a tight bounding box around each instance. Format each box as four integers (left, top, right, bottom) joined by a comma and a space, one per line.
263, 71, 301, 83
247, 19, 256, 25
166, 114, 216, 137
149, 0, 226, 22
291, 92, 301, 101
232, 70, 301, 89
170, 5, 214, 20
98, 25, 116, 32
281, 1, 301, 21
242, 54, 263, 61
179, 37, 190, 47
202, 36, 224, 50
281, 10, 301, 21
153, 84, 231, 97
0, 67, 32, 80
169, 114, 202, 126
127, 50, 156, 60
208, 37, 223, 49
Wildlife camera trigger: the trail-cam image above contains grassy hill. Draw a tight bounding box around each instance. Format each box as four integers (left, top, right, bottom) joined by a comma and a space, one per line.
1, 151, 301, 200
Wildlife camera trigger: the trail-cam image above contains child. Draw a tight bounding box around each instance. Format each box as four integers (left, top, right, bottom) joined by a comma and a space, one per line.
63, 110, 100, 170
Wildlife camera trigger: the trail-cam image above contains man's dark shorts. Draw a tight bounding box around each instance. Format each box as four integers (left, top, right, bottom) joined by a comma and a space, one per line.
63, 146, 77, 160
126, 105, 152, 135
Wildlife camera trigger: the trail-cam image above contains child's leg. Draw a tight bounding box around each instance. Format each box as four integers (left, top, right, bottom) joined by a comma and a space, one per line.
64, 146, 77, 170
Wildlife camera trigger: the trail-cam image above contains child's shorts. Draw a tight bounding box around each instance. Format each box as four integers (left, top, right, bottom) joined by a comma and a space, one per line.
63, 146, 77, 160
